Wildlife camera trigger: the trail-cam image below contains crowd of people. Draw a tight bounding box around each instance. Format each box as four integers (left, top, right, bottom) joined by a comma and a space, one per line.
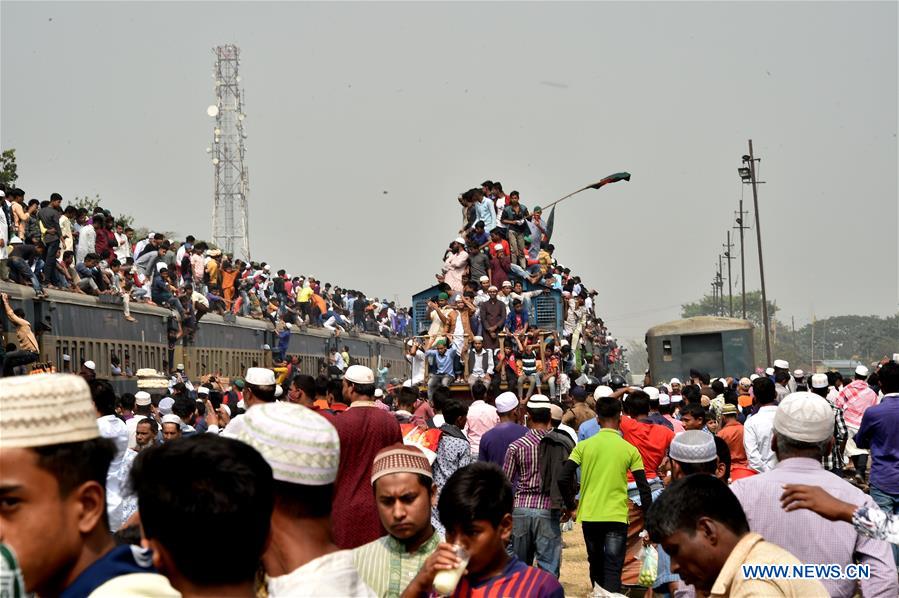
1, 353, 896, 597
0, 185, 414, 347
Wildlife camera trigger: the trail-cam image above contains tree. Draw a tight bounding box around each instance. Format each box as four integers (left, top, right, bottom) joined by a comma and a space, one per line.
0, 148, 18, 187
681, 290, 778, 330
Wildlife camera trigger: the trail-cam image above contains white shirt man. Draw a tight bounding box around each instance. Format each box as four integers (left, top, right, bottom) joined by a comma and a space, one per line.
744, 403, 779, 472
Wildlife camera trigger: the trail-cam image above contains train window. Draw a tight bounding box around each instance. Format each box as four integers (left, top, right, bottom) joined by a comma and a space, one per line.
663, 340, 673, 362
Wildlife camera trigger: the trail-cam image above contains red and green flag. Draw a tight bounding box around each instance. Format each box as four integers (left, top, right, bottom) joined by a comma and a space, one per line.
587, 172, 631, 190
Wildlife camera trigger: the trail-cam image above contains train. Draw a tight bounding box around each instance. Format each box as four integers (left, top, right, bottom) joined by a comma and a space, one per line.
646, 316, 755, 382
0, 281, 407, 391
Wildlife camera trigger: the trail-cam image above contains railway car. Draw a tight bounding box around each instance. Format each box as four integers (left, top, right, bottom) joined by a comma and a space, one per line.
646, 316, 755, 382
0, 282, 407, 390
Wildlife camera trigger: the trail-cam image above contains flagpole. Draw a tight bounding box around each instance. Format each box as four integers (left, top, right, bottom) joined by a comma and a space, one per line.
541, 186, 591, 211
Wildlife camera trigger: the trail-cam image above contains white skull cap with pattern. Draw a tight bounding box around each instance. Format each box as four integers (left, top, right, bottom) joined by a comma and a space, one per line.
245, 367, 276, 386
643, 386, 660, 401
669, 430, 717, 464
593, 385, 613, 400
0, 374, 100, 448
235, 402, 340, 485
344, 365, 375, 384
774, 392, 834, 443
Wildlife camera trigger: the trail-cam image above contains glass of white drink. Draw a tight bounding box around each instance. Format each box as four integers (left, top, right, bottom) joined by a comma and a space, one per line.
432, 544, 470, 596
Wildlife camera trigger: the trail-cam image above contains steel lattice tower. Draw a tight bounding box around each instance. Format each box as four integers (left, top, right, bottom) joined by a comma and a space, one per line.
209, 44, 250, 260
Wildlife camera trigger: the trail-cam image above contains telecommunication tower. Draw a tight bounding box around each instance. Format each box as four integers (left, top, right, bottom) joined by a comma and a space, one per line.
207, 44, 250, 260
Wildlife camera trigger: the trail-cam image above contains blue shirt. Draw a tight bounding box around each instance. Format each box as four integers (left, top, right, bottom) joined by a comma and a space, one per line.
855, 394, 899, 494
578, 417, 601, 442
426, 348, 457, 376
474, 197, 497, 231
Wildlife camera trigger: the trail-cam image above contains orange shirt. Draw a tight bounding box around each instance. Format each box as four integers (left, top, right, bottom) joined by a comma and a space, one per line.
717, 420, 749, 467
620, 415, 675, 481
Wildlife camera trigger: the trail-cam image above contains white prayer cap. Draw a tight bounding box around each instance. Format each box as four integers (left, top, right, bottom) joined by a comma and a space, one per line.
502, 280, 512, 287
158, 397, 175, 415
472, 335, 483, 342
493, 243, 503, 251
793, 369, 805, 378
135, 391, 152, 406
0, 374, 100, 448
495, 392, 519, 414
8, 236, 22, 245
220, 404, 231, 417
643, 386, 660, 401
526, 394, 552, 410
83, 360, 96, 371
344, 364, 375, 384
197, 386, 209, 396
773, 359, 789, 369
750, 374, 760, 381
62, 354, 71, 362
774, 392, 834, 443
765, 367, 774, 376
155, 262, 167, 273
658, 394, 671, 406
593, 385, 613, 400
263, 264, 271, 271
550, 404, 564, 420
810, 373, 829, 389
739, 377, 752, 387
262, 344, 271, 351
161, 414, 182, 426
245, 367, 276, 386
669, 431, 717, 464
669, 378, 682, 385
453, 236, 465, 245
562, 291, 571, 297
274, 385, 283, 398
479, 275, 489, 282
670, 394, 683, 403
855, 365, 869, 377
374, 388, 384, 398
234, 402, 340, 486
402, 379, 412, 388
487, 285, 498, 292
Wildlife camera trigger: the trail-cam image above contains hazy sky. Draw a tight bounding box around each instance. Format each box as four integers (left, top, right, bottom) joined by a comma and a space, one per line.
2, 1, 896, 341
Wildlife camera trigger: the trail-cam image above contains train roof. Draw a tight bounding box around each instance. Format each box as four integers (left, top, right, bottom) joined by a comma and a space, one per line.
646, 316, 754, 337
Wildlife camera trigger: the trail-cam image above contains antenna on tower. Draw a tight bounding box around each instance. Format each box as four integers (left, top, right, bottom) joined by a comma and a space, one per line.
209, 44, 250, 261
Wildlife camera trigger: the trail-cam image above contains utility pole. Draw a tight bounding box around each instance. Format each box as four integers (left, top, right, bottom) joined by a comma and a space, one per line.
723, 232, 735, 317
733, 201, 750, 320
743, 140, 771, 365
717, 255, 725, 316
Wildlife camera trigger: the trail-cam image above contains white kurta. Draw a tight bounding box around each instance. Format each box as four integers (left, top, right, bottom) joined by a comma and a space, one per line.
267, 550, 375, 598
96, 415, 130, 531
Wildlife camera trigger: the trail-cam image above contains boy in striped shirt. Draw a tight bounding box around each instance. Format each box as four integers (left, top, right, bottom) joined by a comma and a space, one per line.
402, 463, 563, 598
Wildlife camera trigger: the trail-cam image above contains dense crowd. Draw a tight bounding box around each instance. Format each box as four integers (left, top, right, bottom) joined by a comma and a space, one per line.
0, 185, 412, 351
1, 354, 896, 598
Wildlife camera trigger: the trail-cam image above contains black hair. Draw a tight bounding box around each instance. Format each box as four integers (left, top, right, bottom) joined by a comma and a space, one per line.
527, 406, 552, 424
774, 370, 790, 384
596, 395, 622, 419
711, 380, 725, 395
328, 380, 348, 405
130, 435, 273, 586
681, 384, 702, 404
247, 382, 277, 402
752, 377, 776, 405
136, 417, 159, 436
879, 361, 899, 394
397, 387, 418, 409
273, 480, 333, 519
118, 393, 135, 411
185, 235, 195, 243
172, 397, 196, 420
346, 380, 376, 398
645, 474, 749, 543
432, 385, 452, 413
13, 308, 25, 319
470, 381, 487, 402
624, 390, 650, 416
50, 192, 62, 202
88, 379, 118, 416
698, 372, 711, 385
290, 374, 316, 398
680, 402, 707, 423
33, 438, 116, 498
713, 435, 731, 481
438, 462, 512, 533
443, 399, 468, 427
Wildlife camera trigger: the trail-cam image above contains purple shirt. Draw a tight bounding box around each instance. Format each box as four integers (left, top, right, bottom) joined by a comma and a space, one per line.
503, 429, 553, 510
855, 393, 899, 494
478, 422, 528, 468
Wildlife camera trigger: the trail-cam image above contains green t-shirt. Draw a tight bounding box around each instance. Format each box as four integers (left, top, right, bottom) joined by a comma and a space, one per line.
569, 427, 644, 523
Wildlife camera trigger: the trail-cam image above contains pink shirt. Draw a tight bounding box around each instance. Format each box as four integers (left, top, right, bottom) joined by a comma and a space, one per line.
663, 414, 686, 434
836, 380, 878, 428
464, 399, 499, 456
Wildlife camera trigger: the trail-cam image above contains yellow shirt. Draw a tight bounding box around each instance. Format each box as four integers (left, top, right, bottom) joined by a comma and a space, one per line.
710, 533, 829, 597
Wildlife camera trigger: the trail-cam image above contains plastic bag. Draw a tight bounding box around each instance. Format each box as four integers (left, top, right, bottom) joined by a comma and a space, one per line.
636, 544, 659, 587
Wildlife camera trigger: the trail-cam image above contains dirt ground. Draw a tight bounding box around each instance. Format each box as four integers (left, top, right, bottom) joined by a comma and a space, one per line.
560, 522, 648, 598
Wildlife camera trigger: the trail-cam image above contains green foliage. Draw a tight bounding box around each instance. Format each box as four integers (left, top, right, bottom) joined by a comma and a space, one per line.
0, 148, 18, 186
681, 290, 778, 329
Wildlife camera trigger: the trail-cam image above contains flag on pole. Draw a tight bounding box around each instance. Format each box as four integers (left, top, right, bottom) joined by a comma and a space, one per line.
587, 172, 631, 190
544, 206, 556, 243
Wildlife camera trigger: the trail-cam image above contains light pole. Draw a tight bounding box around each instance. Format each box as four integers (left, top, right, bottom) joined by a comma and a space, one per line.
723, 232, 735, 317
734, 202, 749, 319
739, 139, 771, 365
